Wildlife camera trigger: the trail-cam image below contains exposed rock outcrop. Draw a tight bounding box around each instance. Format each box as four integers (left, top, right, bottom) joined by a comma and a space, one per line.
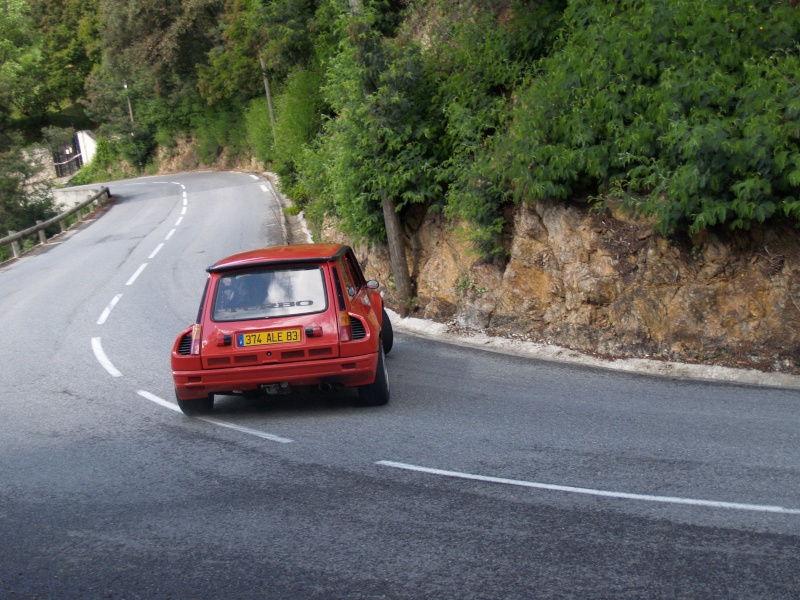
320, 201, 800, 374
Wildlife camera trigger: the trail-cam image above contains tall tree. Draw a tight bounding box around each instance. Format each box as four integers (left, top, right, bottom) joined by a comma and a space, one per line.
0, 0, 44, 117
197, 0, 319, 105
30, 0, 101, 108
335, 0, 433, 315
99, 0, 224, 93
0, 0, 56, 246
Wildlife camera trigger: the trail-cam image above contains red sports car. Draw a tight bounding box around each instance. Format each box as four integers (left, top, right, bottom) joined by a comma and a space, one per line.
171, 243, 392, 415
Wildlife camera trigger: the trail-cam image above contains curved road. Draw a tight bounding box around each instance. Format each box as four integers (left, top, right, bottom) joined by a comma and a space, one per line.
1, 172, 799, 599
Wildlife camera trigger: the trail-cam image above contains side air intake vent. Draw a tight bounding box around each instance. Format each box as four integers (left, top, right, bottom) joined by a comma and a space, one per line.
178, 333, 192, 355
350, 317, 366, 340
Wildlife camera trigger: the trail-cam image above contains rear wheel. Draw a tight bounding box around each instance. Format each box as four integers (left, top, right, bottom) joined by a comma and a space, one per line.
381, 307, 394, 354
357, 345, 389, 406
175, 390, 214, 415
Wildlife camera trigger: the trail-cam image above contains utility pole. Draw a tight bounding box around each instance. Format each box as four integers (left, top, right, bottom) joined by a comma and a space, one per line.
259, 56, 276, 136
123, 82, 134, 125
348, 0, 413, 316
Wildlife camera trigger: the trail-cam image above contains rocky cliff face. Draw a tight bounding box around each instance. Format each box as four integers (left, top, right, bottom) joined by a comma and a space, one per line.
320, 200, 800, 374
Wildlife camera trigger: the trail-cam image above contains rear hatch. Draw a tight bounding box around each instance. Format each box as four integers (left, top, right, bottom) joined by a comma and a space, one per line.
199, 264, 341, 369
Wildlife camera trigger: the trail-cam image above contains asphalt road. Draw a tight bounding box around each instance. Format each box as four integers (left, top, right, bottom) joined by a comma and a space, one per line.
1, 172, 799, 599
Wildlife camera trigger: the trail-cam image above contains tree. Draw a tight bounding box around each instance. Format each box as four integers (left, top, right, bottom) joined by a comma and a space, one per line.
30, 0, 101, 108
0, 0, 45, 118
0, 124, 55, 253
197, 0, 319, 105
331, 0, 433, 315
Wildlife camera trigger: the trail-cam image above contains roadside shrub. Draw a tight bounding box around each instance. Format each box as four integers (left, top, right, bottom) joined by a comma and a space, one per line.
71, 137, 130, 184
503, 0, 800, 235
190, 99, 247, 164
272, 68, 324, 201
422, 0, 565, 257
244, 97, 275, 165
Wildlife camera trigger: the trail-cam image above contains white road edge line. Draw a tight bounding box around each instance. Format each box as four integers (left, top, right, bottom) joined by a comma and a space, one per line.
136, 391, 293, 443
148, 243, 165, 259
97, 294, 123, 325
91, 337, 122, 377
376, 460, 800, 515
126, 263, 148, 286
198, 417, 294, 444
250, 174, 259, 180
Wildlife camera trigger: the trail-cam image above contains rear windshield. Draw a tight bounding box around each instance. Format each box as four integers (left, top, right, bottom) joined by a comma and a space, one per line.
211, 266, 328, 322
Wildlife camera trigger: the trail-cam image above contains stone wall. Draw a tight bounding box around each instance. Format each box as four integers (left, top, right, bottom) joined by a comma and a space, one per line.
320, 201, 800, 374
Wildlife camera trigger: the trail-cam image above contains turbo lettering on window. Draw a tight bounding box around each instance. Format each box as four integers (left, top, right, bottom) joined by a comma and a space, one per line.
261, 300, 314, 309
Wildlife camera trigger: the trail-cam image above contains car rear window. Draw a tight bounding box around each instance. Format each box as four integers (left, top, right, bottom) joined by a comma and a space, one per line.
211, 266, 328, 322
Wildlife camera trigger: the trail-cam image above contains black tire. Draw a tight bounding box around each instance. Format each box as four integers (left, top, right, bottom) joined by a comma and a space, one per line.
175, 389, 214, 415
357, 345, 389, 406
381, 307, 394, 355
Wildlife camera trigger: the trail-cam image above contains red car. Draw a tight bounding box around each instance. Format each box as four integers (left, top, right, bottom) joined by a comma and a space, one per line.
171, 243, 393, 415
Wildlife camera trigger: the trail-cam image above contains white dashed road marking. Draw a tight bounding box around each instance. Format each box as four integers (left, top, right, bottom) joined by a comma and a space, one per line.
125, 263, 148, 286
97, 294, 123, 325
92, 338, 122, 377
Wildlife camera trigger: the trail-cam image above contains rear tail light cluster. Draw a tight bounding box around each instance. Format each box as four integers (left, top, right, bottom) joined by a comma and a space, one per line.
337, 313, 366, 342
190, 324, 202, 355
338, 312, 351, 342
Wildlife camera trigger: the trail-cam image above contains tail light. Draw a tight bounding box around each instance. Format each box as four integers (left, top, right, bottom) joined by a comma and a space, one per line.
190, 324, 202, 355
338, 312, 352, 342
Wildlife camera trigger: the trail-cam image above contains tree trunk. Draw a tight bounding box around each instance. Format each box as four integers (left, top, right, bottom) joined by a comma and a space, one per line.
382, 196, 412, 317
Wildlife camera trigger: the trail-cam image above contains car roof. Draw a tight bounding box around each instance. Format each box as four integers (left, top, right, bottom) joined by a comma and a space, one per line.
207, 243, 349, 273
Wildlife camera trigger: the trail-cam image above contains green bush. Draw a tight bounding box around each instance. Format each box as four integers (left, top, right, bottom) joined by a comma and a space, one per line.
244, 97, 275, 165
502, 0, 800, 235
272, 68, 324, 200
71, 138, 129, 184
423, 0, 565, 257
189, 99, 247, 164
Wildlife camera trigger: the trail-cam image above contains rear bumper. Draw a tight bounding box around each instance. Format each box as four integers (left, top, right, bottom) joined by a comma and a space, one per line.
173, 352, 378, 400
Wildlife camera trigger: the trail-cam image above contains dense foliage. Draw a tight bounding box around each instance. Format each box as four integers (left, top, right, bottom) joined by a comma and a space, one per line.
3, 0, 800, 257
503, 0, 800, 236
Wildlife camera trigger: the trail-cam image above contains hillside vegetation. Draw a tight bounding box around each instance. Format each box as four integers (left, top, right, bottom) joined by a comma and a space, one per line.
3, 0, 800, 259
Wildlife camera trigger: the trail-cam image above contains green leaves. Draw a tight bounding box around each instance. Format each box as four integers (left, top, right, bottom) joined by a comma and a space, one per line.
503, 0, 800, 236
295, 3, 441, 242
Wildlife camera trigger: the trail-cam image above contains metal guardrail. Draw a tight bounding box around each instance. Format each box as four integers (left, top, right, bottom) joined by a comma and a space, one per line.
1, 187, 110, 260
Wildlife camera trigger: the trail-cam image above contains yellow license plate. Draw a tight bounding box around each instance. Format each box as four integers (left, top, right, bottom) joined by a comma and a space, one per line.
237, 329, 301, 347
